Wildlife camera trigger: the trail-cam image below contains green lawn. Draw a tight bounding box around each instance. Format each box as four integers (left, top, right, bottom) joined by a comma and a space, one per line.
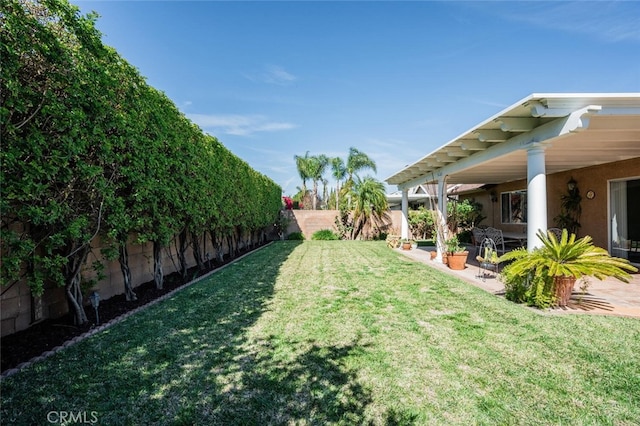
2, 241, 640, 425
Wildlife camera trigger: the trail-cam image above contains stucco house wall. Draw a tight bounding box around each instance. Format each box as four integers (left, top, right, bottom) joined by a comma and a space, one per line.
460, 158, 640, 249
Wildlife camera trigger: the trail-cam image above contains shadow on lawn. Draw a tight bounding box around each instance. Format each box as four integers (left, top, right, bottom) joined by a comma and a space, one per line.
1, 241, 376, 425
206, 337, 374, 424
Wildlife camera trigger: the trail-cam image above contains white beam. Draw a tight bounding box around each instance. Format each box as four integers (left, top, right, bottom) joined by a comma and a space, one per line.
397, 106, 598, 190
436, 153, 456, 163
498, 117, 538, 132
445, 147, 469, 157
475, 129, 510, 142
530, 102, 602, 118
460, 140, 488, 151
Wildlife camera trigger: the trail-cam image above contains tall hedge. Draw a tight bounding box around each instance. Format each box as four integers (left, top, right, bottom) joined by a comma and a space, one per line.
1, 0, 282, 325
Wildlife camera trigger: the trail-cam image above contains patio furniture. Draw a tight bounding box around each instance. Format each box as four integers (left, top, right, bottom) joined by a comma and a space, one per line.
484, 227, 507, 254
471, 227, 486, 257
476, 237, 500, 281
501, 231, 527, 248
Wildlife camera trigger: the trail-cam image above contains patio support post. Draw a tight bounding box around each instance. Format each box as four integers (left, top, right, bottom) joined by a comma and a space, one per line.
526, 144, 548, 250
435, 176, 448, 262
401, 188, 409, 240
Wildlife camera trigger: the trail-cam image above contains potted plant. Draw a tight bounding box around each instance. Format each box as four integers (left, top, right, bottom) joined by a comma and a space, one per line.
401, 239, 412, 250
386, 234, 401, 249
445, 235, 469, 270
476, 243, 500, 281
500, 229, 637, 307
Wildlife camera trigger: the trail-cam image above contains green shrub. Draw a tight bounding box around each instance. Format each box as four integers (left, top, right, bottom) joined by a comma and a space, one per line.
287, 232, 305, 240
500, 258, 556, 308
408, 207, 434, 240
311, 229, 340, 240
499, 230, 637, 308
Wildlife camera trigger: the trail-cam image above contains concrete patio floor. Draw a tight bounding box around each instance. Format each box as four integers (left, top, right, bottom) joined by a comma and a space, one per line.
397, 246, 640, 319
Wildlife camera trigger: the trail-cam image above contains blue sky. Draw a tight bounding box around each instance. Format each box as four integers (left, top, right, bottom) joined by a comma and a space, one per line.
74, 1, 640, 195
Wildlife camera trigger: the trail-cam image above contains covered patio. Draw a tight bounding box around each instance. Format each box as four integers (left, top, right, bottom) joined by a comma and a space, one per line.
386, 93, 640, 261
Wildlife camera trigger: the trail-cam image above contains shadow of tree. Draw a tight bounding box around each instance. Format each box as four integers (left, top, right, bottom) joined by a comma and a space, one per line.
206, 337, 373, 425
1, 241, 375, 425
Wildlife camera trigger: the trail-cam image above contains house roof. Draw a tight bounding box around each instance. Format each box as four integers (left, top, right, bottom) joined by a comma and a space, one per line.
385, 93, 640, 189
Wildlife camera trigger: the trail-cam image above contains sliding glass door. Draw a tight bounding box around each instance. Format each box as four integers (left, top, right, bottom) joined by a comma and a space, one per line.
610, 178, 640, 264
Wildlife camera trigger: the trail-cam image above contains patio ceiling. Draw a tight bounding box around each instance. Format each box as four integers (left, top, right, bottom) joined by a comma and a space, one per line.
386, 93, 640, 188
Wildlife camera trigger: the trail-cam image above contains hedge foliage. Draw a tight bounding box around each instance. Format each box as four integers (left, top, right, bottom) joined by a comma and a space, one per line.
1, 0, 282, 303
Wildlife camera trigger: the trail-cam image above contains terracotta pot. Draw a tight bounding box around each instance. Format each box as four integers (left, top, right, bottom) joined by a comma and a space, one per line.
430, 251, 437, 260
554, 276, 576, 307
447, 251, 469, 270
402, 242, 412, 250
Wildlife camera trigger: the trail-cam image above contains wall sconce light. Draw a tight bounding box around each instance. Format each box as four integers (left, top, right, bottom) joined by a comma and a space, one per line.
490, 191, 498, 203
567, 177, 577, 191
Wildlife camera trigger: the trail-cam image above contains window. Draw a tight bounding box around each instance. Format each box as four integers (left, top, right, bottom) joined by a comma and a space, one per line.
501, 190, 527, 224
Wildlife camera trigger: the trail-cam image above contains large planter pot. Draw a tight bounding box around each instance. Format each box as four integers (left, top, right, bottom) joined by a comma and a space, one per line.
554, 276, 576, 307
447, 251, 468, 270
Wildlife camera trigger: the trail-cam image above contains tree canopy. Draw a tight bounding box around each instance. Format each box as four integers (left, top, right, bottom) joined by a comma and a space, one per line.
1, 0, 282, 324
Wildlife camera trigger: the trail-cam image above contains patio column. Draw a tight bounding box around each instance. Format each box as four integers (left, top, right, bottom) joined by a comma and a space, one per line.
527, 144, 548, 250
436, 176, 448, 262
401, 188, 409, 239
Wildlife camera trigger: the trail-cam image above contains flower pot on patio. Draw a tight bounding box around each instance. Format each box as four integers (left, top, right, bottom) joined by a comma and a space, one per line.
430, 251, 437, 260
402, 241, 412, 250
447, 251, 469, 270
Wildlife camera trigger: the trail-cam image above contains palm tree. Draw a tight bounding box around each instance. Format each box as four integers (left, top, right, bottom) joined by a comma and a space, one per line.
307, 154, 329, 210
330, 157, 346, 210
322, 178, 329, 209
346, 147, 377, 185
345, 147, 377, 209
294, 151, 313, 208
350, 176, 390, 240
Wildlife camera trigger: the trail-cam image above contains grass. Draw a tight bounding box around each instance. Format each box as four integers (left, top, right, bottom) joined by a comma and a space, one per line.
2, 241, 640, 425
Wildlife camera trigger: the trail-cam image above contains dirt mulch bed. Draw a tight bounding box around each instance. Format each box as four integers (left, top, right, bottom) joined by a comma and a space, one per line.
1, 245, 262, 374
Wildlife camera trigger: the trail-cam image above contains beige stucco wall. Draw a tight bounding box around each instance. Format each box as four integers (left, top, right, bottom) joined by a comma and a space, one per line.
461, 157, 640, 249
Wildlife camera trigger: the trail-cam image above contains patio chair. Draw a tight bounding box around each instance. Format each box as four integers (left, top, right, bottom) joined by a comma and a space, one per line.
476, 237, 500, 281
484, 227, 506, 255
471, 227, 486, 257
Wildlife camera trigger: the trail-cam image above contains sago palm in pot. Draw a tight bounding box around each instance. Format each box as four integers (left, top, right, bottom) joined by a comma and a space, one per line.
500, 229, 637, 307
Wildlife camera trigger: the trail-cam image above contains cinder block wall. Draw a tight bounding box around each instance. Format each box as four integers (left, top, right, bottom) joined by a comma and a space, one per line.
1, 235, 202, 337
285, 209, 404, 239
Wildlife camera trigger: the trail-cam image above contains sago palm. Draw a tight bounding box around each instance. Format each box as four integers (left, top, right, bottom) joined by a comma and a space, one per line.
500, 229, 637, 307
501, 229, 636, 281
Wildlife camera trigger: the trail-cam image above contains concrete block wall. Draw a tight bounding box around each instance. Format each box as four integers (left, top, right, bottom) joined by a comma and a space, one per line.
285, 209, 404, 239
1, 234, 205, 337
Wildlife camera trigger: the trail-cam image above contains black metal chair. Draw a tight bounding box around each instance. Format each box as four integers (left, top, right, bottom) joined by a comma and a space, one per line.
484, 227, 506, 255
471, 227, 486, 257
